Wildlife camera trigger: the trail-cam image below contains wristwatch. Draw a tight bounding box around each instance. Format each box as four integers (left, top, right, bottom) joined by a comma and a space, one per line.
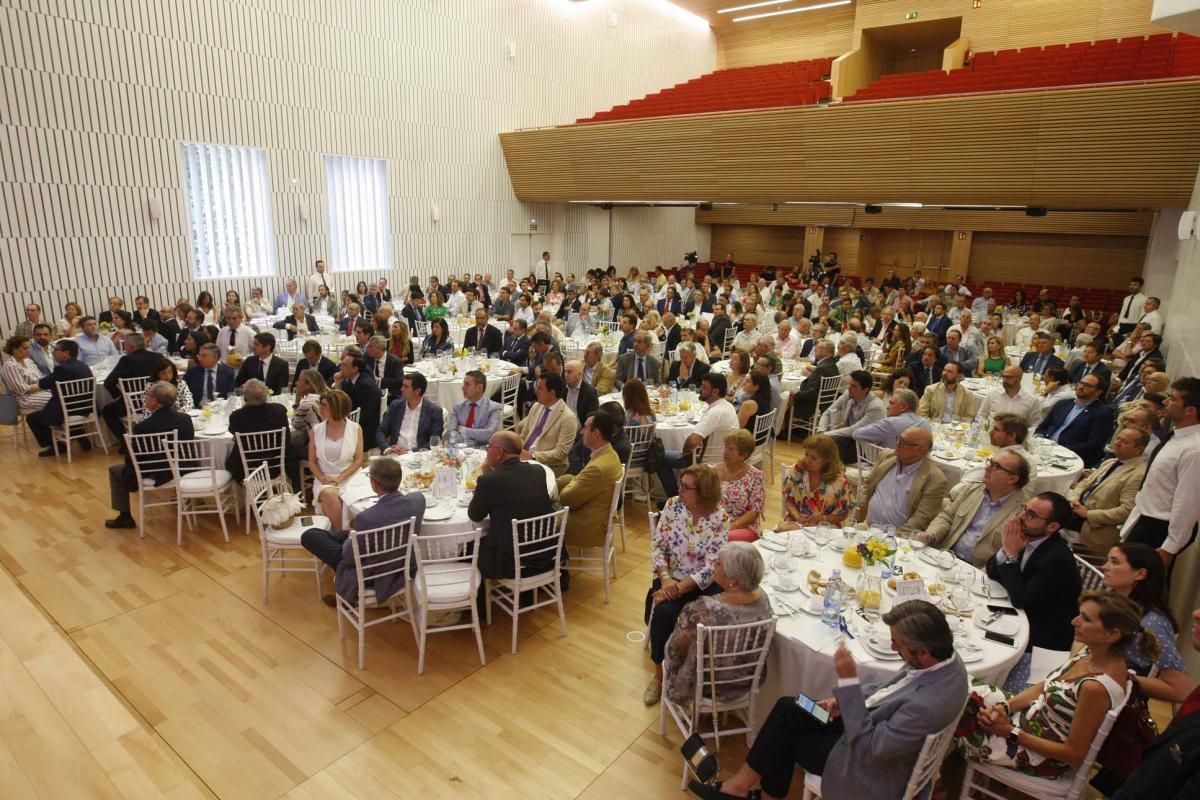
1006, 729, 1020, 754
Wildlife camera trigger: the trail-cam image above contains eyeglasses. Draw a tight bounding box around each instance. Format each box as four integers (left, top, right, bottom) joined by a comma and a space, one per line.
1020, 507, 1050, 521
679, 483, 699, 493
984, 458, 1018, 476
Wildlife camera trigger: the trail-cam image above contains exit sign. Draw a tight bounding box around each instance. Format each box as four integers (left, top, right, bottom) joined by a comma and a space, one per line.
906, 11, 918, 20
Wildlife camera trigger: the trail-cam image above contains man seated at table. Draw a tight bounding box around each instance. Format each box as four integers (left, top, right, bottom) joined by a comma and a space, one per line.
500, 318, 531, 367
105, 381, 194, 529
363, 335, 404, 404
614, 331, 662, 390
515, 373, 577, 477
563, 359, 599, 425
463, 308, 502, 355
915, 449, 1029, 567
955, 413, 1040, 490
566, 401, 631, 474
1036, 373, 1115, 467
949, 310, 986, 356
287, 339, 336, 391
377, 373, 443, 454
818, 370, 886, 464
101, 333, 162, 444
986, 491, 1082, 691
940, 329, 977, 377
1066, 425, 1149, 560
225, 378, 291, 482
917, 360, 977, 422
656, 373, 739, 500
582, 342, 615, 395
216, 306, 255, 360
300, 458, 425, 607
273, 301, 319, 341
446, 369, 502, 446
768, 320, 801, 360
1112, 357, 1166, 407
557, 410, 623, 553
26, 339, 92, 457
491, 286, 515, 321
184, 344, 236, 408
1068, 340, 1112, 386
859, 426, 947, 535
975, 364, 1041, 428
235, 332, 289, 395
852, 388, 930, 448
834, 333, 862, 377
469, 431, 557, 580
1019, 332, 1064, 377
688, 600, 968, 800
910, 345, 945, 398
791, 339, 839, 423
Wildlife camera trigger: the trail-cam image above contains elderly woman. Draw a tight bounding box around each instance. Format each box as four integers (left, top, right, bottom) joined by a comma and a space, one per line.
667, 342, 709, 389
662, 542, 772, 705
779, 433, 852, 528
644, 464, 730, 705
420, 318, 454, 358
307, 389, 364, 524
714, 429, 765, 542
1, 336, 51, 413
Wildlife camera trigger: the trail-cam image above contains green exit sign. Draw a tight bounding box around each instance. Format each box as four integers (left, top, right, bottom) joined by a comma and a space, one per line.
906, 11, 918, 19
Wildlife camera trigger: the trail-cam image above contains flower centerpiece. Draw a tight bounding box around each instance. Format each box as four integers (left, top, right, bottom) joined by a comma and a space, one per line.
857, 537, 897, 567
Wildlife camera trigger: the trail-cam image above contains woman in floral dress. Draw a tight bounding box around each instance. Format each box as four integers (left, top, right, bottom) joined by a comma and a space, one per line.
643, 464, 729, 706
953, 592, 1150, 780
779, 433, 852, 528
714, 429, 765, 543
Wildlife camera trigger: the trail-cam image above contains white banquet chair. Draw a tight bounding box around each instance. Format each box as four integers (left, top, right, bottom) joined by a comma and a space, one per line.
245, 462, 328, 603
486, 507, 569, 654
747, 408, 777, 475
496, 372, 522, 430
1074, 553, 1106, 593
50, 375, 108, 462
845, 439, 885, 511
124, 430, 180, 539
119, 375, 151, 425
234, 427, 288, 533
411, 528, 486, 674
787, 373, 842, 442
171, 438, 237, 545
336, 518, 419, 670
564, 467, 624, 603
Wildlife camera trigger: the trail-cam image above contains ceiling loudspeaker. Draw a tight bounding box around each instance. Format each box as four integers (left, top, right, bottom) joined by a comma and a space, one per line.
699, 202, 713, 212
864, 204, 883, 214
1025, 206, 1048, 217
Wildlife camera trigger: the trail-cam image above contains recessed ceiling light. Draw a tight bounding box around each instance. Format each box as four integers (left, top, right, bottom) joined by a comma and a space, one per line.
733, 0, 851, 23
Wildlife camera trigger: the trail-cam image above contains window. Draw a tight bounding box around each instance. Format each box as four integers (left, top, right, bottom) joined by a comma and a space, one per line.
181, 142, 277, 279
324, 155, 392, 273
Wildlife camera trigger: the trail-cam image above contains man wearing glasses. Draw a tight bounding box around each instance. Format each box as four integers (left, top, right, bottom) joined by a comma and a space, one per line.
1035, 373, 1116, 467
986, 491, 1081, 692
858, 427, 947, 535
916, 450, 1029, 567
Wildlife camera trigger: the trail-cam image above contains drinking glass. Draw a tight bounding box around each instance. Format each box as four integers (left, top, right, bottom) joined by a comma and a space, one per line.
430, 435, 442, 451
817, 521, 833, 545
789, 531, 809, 558
948, 587, 971, 615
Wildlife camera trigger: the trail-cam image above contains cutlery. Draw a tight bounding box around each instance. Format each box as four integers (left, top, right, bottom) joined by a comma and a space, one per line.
839, 615, 855, 639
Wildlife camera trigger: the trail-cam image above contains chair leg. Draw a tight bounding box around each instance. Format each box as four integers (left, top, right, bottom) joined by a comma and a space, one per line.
216, 494, 230, 543
262, 542, 271, 604
511, 593, 520, 655
417, 608, 428, 675
471, 603, 486, 667
617, 510, 627, 552
313, 559, 323, 601
485, 583, 493, 626
555, 583, 567, 638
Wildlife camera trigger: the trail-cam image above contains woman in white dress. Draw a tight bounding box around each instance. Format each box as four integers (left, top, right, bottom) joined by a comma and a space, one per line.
307, 389, 364, 525
1, 336, 51, 413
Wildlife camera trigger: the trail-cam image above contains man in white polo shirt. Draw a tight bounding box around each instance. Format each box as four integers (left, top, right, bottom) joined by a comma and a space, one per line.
656, 372, 738, 501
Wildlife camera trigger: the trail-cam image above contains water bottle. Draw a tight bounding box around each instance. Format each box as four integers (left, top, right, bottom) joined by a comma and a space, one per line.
968, 419, 980, 445
821, 569, 844, 629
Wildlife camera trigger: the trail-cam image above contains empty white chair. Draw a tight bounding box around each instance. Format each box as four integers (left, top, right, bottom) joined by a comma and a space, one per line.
119, 375, 151, 424
486, 507, 569, 654
171, 438, 237, 545
336, 518, 420, 670
747, 408, 777, 474
124, 430, 180, 539
234, 427, 288, 533
50, 375, 108, 462
564, 466, 624, 603
787, 373, 842, 441
660, 618, 777, 789
496, 372, 522, 430
245, 462, 328, 603
411, 528, 486, 674
1074, 553, 1106, 593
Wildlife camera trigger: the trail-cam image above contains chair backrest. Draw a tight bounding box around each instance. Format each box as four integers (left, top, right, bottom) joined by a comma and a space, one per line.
901, 700, 969, 799
347, 517, 418, 599
120, 376, 151, 421
1063, 678, 1132, 798
412, 528, 482, 602
414, 320, 431, 339
235, 427, 287, 480
126, 430, 178, 486
599, 320, 620, 333
694, 429, 728, 466
244, 462, 274, 534
855, 439, 886, 471
722, 328, 737, 354
171, 438, 221, 488
347, 408, 362, 424
774, 391, 790, 436
511, 508, 569, 580
692, 618, 777, 706
497, 373, 522, 426
652, 339, 666, 361
56, 376, 98, 419
625, 421, 657, 469
1074, 553, 1106, 593
815, 373, 843, 416
751, 409, 776, 449
605, 466, 627, 541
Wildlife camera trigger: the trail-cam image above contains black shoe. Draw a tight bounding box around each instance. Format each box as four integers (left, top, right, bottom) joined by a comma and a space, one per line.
104, 514, 136, 529
687, 780, 753, 800
322, 594, 336, 607
38, 447, 60, 458
81, 439, 93, 451
559, 569, 570, 593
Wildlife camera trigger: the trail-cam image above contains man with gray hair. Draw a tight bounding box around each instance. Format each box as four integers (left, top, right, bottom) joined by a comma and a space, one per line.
689, 600, 967, 800
364, 334, 405, 404
225, 378, 290, 482
582, 341, 615, 394
106, 381, 194, 529
851, 388, 931, 448
614, 330, 662, 389
101, 332, 161, 445
859, 426, 948, 535
301, 457, 425, 607
468, 431, 556, 579
835, 332, 862, 377
792, 339, 839, 422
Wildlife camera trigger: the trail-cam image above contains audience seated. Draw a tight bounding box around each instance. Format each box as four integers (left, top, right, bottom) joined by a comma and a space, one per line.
100, 333, 162, 444
779, 433, 852, 529
557, 410, 623, 552
25, 338, 91, 457
910, 344, 945, 396
336, 352, 382, 448
1, 336, 51, 416
667, 342, 710, 389
514, 373, 577, 477
235, 332, 289, 395
1068, 341, 1111, 385
940, 329, 977, 376
224, 379, 289, 482
215, 306, 254, 360
184, 344, 234, 408
918, 360, 977, 422
105, 381, 194, 529
713, 429, 765, 543
1036, 373, 1115, 467
615, 331, 663, 389
852, 387, 930, 447
377, 373, 443, 454
917, 449, 1028, 566
1066, 426, 1148, 559
1019, 332, 1064, 376
563, 359, 599, 424
307, 389, 364, 526
656, 373, 738, 498
1112, 357, 1166, 406
791, 339, 838, 421
818, 370, 886, 464
975, 365, 1041, 427
581, 342, 615, 394
1117, 332, 1164, 385
859, 426, 947, 534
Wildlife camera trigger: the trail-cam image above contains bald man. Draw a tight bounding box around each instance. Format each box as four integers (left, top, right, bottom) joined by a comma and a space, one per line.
858, 426, 948, 535
975, 365, 1041, 428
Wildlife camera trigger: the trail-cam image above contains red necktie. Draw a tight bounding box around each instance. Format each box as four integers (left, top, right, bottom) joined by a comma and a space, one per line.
465, 402, 476, 428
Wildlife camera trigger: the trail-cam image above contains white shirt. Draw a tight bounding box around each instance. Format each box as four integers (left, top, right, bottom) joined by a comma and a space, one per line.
397, 402, 422, 451
1138, 308, 1163, 334
836, 351, 862, 377
1121, 424, 1200, 554
216, 325, 254, 358
448, 291, 468, 315
1117, 292, 1146, 326
307, 271, 331, 300
1014, 326, 1037, 352
975, 387, 1042, 428
694, 398, 739, 440
771, 331, 801, 360
514, 305, 535, 326
1039, 384, 1075, 418
535, 259, 550, 282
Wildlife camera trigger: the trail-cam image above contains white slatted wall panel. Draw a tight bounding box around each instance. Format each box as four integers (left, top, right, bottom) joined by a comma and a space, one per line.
0, 0, 715, 331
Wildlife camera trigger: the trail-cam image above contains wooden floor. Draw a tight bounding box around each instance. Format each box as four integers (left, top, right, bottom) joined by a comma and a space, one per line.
0, 428, 808, 800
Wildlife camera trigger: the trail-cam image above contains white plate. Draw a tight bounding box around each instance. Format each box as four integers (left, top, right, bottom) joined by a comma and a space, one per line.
423, 505, 454, 521
862, 636, 902, 660
975, 612, 1020, 637
186, 409, 202, 417
970, 580, 1009, 600
198, 428, 228, 437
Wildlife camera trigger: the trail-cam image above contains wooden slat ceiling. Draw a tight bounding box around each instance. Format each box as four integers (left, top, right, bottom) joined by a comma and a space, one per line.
499, 81, 1200, 209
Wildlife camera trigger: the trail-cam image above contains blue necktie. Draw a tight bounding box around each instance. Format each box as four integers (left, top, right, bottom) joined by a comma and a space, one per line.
205, 369, 215, 404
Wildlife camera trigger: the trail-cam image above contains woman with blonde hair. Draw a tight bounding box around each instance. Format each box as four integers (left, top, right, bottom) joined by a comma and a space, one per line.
290, 369, 330, 450
780, 433, 852, 527
643, 464, 730, 705
727, 349, 754, 407
714, 429, 765, 542
57, 301, 85, 337
977, 335, 1009, 376
307, 389, 364, 525
388, 319, 415, 366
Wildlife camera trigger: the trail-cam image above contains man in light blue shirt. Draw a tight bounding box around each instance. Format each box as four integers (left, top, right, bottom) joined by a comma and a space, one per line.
445, 370, 502, 446
866, 427, 935, 530
851, 388, 930, 448
142, 319, 170, 355
74, 316, 118, 366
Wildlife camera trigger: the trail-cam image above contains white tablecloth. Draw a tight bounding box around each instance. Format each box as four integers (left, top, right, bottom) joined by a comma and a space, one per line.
753, 530, 1028, 732
710, 358, 809, 396
1002, 317, 1028, 346
405, 357, 518, 413
597, 392, 703, 452
187, 393, 296, 466
928, 426, 1083, 494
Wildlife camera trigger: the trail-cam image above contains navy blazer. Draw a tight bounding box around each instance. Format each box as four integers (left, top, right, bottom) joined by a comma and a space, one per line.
291, 356, 338, 390
911, 360, 945, 397
376, 398, 444, 452
1068, 360, 1112, 385
36, 357, 92, 426
184, 363, 237, 406
1036, 398, 1116, 467
926, 314, 952, 345
463, 324, 503, 356
1119, 348, 1163, 383
103, 348, 161, 398
343, 374, 383, 447
334, 490, 427, 604
235, 356, 290, 395
656, 297, 681, 315
273, 314, 319, 340
986, 533, 1081, 651
1019, 351, 1066, 376
501, 333, 530, 366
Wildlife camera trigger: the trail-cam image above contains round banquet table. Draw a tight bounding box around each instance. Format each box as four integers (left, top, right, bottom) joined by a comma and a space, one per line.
752, 528, 1029, 733
928, 423, 1084, 494
187, 392, 297, 465
961, 374, 1034, 404
597, 391, 705, 452
1002, 316, 1028, 346
709, 358, 810, 396
405, 357, 519, 413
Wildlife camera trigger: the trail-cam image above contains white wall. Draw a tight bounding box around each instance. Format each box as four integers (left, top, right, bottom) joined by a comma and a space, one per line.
0, 0, 715, 330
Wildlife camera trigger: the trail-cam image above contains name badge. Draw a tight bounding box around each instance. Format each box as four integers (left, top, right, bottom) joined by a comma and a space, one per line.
895, 578, 928, 603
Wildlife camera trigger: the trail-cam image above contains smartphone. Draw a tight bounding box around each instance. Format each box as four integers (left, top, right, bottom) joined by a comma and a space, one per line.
795, 693, 831, 724
984, 631, 1016, 646
299, 516, 313, 526
986, 605, 1018, 616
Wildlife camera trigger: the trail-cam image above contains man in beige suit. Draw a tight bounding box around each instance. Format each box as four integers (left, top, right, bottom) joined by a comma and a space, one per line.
918, 361, 977, 423
1068, 425, 1149, 558
516, 373, 578, 476
858, 426, 948, 535
557, 409, 623, 549
583, 342, 615, 395
916, 449, 1028, 567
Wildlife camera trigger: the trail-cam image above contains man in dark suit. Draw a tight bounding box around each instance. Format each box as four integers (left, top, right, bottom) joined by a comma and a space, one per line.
101, 333, 163, 444
910, 345, 945, 397
666, 342, 710, 389
338, 303, 364, 334
364, 336, 404, 404
184, 343, 236, 408
659, 313, 682, 355
1036, 374, 1116, 467
468, 431, 555, 580
1067, 341, 1112, 385
792, 340, 840, 421
925, 300, 952, 345
986, 491, 1083, 691
1019, 332, 1066, 376
500, 319, 531, 367
175, 308, 206, 354
707, 304, 732, 359
291, 340, 338, 390
27, 339, 92, 456
375, 372, 443, 453
300, 458, 425, 607
339, 353, 382, 448
614, 331, 662, 390
105, 381, 194, 529
159, 304, 184, 353
1117, 332, 1164, 384
400, 291, 424, 331
272, 302, 319, 340
224, 379, 290, 481
563, 360, 599, 427
463, 308, 503, 355
235, 332, 289, 395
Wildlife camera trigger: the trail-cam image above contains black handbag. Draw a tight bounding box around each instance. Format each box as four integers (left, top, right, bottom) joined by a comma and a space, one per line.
643, 436, 666, 473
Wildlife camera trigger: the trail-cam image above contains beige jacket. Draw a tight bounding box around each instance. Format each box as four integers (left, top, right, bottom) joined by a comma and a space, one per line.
589, 359, 616, 396
918, 383, 978, 422
925, 483, 1026, 568
557, 444, 622, 548
857, 453, 949, 535
1066, 458, 1146, 557
516, 399, 578, 476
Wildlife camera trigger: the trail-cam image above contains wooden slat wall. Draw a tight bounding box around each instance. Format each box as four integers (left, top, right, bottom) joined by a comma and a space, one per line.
968, 232, 1149, 289
502, 82, 1200, 209
716, 4, 857, 69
